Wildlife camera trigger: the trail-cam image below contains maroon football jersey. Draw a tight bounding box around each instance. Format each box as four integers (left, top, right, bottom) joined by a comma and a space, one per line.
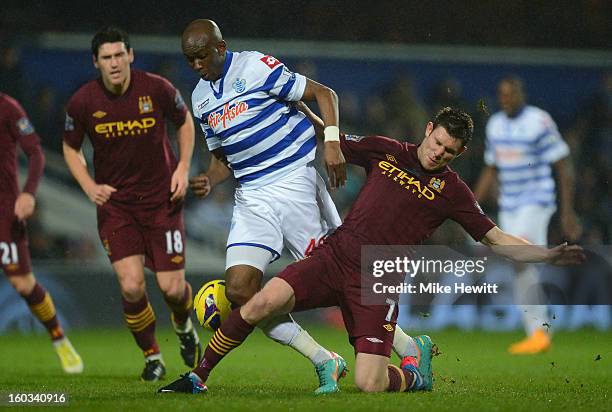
326, 134, 496, 269
63, 70, 188, 207
0, 93, 44, 205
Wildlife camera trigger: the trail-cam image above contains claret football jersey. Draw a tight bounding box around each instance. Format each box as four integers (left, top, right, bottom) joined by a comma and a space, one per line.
328, 134, 496, 268
63, 70, 188, 206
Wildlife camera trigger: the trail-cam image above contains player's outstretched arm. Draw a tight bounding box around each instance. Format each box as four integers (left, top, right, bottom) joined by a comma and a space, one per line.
301, 79, 346, 189
171, 114, 195, 202
480, 226, 585, 265
63, 142, 116, 206
189, 150, 231, 199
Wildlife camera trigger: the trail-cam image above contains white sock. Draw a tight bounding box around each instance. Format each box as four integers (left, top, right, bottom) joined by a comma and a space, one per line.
259, 313, 333, 365
515, 265, 549, 335
393, 326, 418, 358
172, 316, 193, 334
145, 353, 163, 363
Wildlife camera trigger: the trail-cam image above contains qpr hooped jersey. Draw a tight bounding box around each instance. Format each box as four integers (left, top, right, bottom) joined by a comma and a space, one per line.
192, 50, 316, 188
484, 105, 569, 212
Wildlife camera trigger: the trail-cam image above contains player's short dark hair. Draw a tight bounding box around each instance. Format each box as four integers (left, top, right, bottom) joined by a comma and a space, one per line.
431, 107, 474, 145
91, 26, 130, 58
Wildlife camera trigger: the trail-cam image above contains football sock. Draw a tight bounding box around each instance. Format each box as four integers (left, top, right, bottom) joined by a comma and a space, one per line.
192, 307, 255, 382
387, 364, 416, 392
165, 283, 193, 330
122, 294, 160, 357
516, 265, 549, 335
259, 314, 333, 365
23, 282, 64, 341
392, 326, 418, 358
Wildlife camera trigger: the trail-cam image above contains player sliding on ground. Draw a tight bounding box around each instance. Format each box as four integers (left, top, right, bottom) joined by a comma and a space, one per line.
159, 106, 584, 394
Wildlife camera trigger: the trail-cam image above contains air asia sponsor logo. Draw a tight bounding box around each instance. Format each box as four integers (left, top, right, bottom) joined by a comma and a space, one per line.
95, 117, 156, 138
208, 101, 249, 129
378, 160, 436, 201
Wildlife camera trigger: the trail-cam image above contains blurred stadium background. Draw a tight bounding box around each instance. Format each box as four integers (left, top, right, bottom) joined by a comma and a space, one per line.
1, 1, 610, 335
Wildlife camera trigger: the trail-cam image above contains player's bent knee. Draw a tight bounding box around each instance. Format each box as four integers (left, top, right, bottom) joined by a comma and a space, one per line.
242, 292, 278, 324
10, 273, 36, 295
225, 266, 261, 305
354, 374, 387, 393
120, 280, 146, 301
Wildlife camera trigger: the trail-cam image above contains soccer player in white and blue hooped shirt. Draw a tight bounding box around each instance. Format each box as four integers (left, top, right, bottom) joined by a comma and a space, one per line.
474, 75, 582, 354
179, 19, 424, 394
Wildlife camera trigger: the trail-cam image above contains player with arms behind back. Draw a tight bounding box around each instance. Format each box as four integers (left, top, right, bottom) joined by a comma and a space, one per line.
1, 93, 83, 374
62, 26, 200, 381
159, 106, 583, 395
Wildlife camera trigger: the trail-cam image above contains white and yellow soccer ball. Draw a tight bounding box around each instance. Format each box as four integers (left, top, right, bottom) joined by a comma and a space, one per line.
194, 279, 232, 331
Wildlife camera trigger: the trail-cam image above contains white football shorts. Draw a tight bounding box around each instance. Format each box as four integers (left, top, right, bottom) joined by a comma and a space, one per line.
226, 163, 341, 271
498, 204, 556, 245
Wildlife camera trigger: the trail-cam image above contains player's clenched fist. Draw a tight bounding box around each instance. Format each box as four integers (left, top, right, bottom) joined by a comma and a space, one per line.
85, 184, 117, 206
324, 141, 346, 189
189, 174, 212, 198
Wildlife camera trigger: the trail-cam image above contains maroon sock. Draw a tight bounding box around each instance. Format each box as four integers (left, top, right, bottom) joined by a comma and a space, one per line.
23, 283, 64, 341
165, 283, 192, 326
122, 294, 159, 357
192, 307, 255, 381
387, 365, 415, 392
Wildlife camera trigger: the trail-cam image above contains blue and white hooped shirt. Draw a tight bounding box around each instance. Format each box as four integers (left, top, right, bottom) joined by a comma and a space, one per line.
484, 105, 569, 211
192, 50, 316, 188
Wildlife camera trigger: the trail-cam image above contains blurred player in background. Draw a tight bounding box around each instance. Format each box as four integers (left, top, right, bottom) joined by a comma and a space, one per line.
62, 27, 199, 381
474, 76, 582, 354
160, 106, 584, 394
1, 93, 83, 373
182, 19, 424, 394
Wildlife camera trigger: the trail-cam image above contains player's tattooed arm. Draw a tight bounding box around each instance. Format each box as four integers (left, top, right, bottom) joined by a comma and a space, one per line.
189, 149, 231, 199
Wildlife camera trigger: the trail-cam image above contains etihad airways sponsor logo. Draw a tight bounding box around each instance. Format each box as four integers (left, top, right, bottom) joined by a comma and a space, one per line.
95, 117, 156, 138
208, 101, 249, 129
378, 160, 436, 201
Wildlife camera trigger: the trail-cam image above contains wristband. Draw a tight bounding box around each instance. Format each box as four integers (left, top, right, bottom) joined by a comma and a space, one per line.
324, 126, 340, 143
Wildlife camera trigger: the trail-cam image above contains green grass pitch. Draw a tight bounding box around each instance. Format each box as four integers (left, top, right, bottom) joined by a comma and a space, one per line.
0, 327, 610, 411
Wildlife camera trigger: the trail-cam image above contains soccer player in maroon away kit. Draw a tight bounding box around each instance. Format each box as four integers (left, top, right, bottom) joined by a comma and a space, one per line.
0, 93, 83, 373
159, 106, 584, 394
62, 26, 199, 381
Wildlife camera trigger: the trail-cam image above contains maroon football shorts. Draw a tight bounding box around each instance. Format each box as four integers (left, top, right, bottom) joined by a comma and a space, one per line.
0, 212, 32, 277
97, 200, 186, 272
277, 246, 398, 357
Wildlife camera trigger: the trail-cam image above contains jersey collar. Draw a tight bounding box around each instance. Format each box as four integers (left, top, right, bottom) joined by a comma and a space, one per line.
209, 50, 233, 99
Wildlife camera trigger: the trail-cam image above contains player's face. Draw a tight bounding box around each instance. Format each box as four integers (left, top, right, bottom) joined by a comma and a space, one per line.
94, 42, 133, 92
418, 123, 465, 171
182, 38, 226, 81
498, 81, 524, 116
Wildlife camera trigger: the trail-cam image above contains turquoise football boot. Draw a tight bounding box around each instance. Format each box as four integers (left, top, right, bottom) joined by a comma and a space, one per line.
314, 352, 348, 395
401, 334, 435, 391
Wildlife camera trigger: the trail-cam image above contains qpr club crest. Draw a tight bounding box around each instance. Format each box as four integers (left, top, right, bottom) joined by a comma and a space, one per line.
232, 78, 247, 93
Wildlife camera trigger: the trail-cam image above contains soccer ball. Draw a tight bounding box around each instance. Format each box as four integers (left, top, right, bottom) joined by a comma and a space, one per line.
194, 279, 232, 331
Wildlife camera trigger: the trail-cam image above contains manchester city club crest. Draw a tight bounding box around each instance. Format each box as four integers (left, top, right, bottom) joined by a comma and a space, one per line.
138, 96, 154, 114
232, 78, 247, 93
428, 177, 446, 193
